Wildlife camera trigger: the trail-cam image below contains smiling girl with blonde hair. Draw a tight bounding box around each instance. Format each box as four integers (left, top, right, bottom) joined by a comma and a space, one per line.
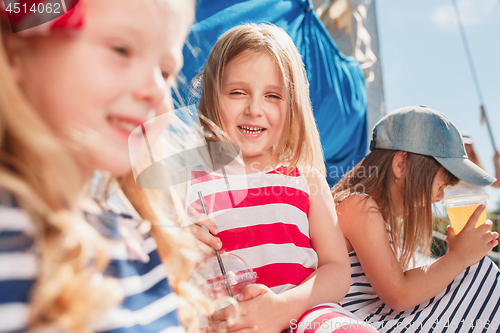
189, 23, 376, 333
0, 1, 209, 332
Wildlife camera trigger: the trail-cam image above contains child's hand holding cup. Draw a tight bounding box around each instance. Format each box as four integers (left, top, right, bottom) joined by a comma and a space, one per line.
442, 182, 499, 268
442, 192, 489, 234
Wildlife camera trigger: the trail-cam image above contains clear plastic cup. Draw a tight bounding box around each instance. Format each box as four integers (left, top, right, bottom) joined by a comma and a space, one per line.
442, 193, 489, 234
194, 252, 257, 301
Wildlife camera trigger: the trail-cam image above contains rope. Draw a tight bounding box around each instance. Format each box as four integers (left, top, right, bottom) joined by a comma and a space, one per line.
451, 0, 497, 151
451, 0, 484, 104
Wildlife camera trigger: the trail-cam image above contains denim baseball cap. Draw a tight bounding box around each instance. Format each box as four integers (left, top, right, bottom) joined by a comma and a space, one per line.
369, 105, 496, 187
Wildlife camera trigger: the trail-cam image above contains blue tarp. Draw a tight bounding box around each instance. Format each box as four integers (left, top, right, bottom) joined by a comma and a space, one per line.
174, 0, 367, 185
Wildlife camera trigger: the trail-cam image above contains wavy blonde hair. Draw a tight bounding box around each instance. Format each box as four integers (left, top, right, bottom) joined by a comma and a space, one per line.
119, 174, 210, 331
198, 23, 326, 176
0, 21, 122, 332
1, 5, 208, 332
332, 150, 459, 270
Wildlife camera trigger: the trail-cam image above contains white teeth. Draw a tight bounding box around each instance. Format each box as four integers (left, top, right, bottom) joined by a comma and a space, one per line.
110, 118, 137, 133
238, 126, 264, 134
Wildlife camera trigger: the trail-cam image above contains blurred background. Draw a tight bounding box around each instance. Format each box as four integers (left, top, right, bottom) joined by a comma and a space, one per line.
376, 0, 500, 210
177, 0, 500, 261
376, 0, 500, 262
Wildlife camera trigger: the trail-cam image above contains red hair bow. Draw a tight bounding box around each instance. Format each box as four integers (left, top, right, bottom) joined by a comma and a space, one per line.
1, 0, 84, 35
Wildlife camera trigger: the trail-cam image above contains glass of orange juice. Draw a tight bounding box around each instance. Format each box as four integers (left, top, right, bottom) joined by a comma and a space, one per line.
442, 193, 489, 234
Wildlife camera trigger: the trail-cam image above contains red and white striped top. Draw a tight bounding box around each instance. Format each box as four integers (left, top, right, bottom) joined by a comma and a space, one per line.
186, 165, 318, 294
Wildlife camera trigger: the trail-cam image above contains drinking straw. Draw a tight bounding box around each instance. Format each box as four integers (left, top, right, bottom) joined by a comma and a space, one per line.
197, 191, 233, 297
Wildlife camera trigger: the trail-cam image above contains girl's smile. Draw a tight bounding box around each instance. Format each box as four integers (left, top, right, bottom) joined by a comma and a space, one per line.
107, 115, 147, 139
237, 124, 266, 137
220, 51, 286, 169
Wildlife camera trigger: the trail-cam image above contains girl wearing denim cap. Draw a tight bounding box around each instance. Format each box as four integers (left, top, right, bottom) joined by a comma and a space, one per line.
332, 106, 500, 332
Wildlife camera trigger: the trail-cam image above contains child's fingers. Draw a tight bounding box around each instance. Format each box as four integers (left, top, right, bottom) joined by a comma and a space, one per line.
488, 239, 499, 247
463, 205, 485, 230
477, 229, 498, 251
237, 284, 268, 302
446, 225, 456, 240
207, 319, 230, 333
191, 213, 219, 235
482, 230, 495, 243
209, 304, 238, 323
206, 323, 218, 333
198, 220, 219, 235
476, 220, 494, 234
191, 225, 222, 250
187, 213, 222, 249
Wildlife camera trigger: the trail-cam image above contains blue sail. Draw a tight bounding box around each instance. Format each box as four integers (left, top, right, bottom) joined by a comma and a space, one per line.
175, 0, 367, 185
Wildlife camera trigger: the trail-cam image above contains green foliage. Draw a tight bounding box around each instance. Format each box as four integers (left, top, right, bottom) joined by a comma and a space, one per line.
432, 215, 449, 258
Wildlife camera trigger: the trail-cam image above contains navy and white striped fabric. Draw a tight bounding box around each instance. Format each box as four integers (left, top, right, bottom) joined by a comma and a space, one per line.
0, 195, 184, 333
341, 251, 500, 332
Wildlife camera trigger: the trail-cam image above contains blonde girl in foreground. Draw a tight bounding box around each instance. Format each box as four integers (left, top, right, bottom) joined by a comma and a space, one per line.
333, 106, 500, 332
188, 24, 377, 333
0, 0, 208, 332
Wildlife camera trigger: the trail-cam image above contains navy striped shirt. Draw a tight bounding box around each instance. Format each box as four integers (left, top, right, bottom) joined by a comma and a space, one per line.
0, 194, 184, 333
341, 250, 500, 332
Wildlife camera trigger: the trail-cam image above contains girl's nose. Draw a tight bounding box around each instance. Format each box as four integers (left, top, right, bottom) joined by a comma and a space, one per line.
244, 97, 264, 117
434, 189, 444, 203
134, 67, 167, 108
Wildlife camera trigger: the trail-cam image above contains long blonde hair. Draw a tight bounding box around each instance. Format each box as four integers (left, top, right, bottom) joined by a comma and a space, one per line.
119, 174, 210, 331
0, 21, 122, 332
198, 23, 326, 176
332, 149, 458, 270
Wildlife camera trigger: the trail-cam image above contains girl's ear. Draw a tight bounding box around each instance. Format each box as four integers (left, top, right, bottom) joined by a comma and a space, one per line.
2, 34, 26, 84
392, 151, 407, 180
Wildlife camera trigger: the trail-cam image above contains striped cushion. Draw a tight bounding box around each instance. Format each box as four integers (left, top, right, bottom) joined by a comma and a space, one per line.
290, 303, 377, 333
